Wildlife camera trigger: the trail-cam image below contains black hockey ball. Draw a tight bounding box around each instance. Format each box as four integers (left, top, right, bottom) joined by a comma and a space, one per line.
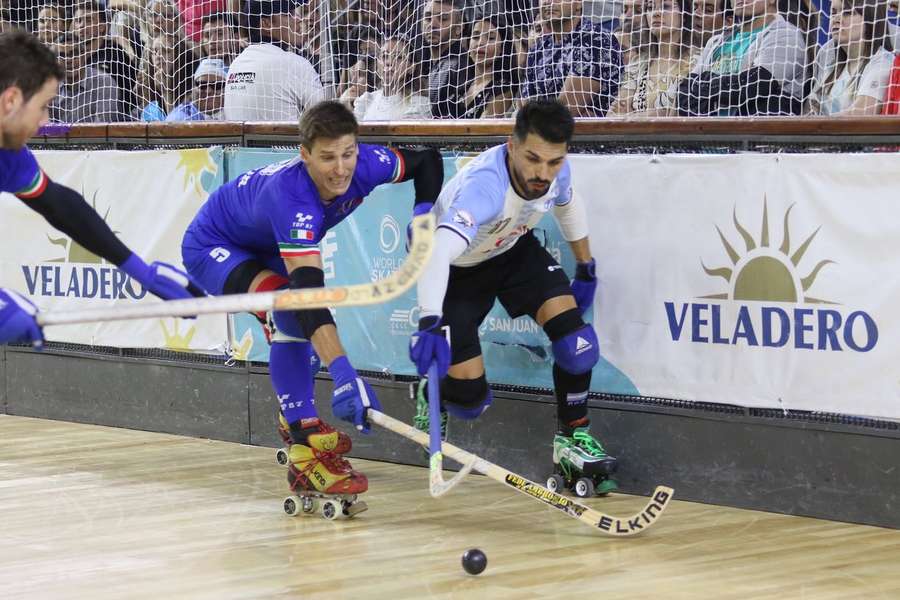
461, 548, 487, 575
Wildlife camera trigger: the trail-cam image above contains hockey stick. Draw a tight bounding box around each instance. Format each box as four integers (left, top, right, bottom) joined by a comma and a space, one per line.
369, 409, 673, 537
427, 363, 477, 497
37, 214, 435, 326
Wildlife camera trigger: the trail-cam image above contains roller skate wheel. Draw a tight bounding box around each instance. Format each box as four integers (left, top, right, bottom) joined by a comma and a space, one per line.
275, 448, 289, 466
301, 496, 318, 514
574, 477, 595, 498
546, 474, 565, 493
321, 499, 340, 521
343, 500, 368, 518
283, 495, 302, 517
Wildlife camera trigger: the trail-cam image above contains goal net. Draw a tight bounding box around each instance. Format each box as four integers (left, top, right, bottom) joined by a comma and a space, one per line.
3, 0, 899, 123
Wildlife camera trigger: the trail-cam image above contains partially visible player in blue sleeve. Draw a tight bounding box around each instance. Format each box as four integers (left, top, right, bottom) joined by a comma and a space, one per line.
0, 32, 204, 348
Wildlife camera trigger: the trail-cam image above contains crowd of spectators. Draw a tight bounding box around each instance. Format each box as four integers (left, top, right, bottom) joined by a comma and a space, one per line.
2, 0, 900, 122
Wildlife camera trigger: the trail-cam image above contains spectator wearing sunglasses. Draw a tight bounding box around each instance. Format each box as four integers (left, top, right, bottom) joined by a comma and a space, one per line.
166, 58, 227, 121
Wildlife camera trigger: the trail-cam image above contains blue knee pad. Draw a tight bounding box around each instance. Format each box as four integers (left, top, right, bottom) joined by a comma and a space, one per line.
441, 375, 493, 420
551, 324, 599, 375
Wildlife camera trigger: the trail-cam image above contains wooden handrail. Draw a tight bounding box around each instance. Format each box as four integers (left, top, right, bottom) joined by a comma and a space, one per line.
30, 116, 900, 144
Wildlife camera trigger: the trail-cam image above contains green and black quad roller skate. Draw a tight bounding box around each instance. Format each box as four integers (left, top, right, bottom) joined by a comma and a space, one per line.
547, 425, 619, 498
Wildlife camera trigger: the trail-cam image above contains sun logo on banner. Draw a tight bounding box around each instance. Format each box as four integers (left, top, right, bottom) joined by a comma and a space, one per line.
160, 318, 196, 351
700, 198, 836, 304
47, 188, 115, 264
176, 148, 219, 197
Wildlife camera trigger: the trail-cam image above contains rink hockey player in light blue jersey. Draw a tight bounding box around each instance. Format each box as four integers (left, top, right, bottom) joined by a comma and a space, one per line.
409, 99, 618, 497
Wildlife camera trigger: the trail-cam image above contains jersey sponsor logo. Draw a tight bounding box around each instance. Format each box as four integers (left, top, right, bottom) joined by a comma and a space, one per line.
490, 224, 529, 251
227, 71, 255, 85
292, 212, 314, 228
452, 209, 475, 229
290, 229, 315, 241
210, 247, 231, 263
487, 218, 511, 235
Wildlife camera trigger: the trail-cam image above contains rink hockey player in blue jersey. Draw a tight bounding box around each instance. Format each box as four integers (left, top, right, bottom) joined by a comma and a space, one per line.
0, 32, 203, 348
181, 101, 442, 507
408, 99, 618, 497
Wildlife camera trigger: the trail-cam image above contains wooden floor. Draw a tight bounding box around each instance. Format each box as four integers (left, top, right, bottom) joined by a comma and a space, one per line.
1, 416, 898, 600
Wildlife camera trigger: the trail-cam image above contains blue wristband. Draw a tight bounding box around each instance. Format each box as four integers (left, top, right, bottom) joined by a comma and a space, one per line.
575, 259, 596, 281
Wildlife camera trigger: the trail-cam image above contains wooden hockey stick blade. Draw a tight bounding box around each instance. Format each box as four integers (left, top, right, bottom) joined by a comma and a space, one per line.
426, 363, 475, 497
429, 451, 477, 498
369, 409, 673, 537
37, 214, 435, 326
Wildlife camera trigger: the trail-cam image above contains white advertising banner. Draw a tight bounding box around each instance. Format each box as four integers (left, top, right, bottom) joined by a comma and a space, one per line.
0, 148, 227, 353
574, 153, 898, 419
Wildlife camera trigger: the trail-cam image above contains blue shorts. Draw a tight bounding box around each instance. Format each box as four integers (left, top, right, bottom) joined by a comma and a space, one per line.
181, 223, 287, 295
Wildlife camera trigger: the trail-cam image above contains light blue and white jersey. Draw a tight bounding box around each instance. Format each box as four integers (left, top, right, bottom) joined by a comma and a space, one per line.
434, 143, 575, 267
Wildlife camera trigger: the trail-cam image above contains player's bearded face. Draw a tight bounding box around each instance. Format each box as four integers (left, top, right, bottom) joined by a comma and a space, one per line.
0, 79, 58, 150
301, 134, 359, 201
507, 134, 567, 200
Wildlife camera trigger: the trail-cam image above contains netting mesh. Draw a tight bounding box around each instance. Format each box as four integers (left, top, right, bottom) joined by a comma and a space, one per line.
2, 0, 900, 122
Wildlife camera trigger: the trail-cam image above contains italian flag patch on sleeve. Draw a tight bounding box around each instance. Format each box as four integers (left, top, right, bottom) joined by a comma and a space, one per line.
15, 169, 48, 200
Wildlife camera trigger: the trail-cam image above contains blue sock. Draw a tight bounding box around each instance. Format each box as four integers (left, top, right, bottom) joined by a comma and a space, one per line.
269, 341, 318, 425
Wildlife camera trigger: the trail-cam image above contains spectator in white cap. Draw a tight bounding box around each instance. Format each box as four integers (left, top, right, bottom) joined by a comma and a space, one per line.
166, 58, 227, 121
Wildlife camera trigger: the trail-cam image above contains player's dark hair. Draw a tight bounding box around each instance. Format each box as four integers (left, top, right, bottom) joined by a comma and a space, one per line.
0, 31, 65, 101
298, 101, 359, 148
513, 99, 575, 144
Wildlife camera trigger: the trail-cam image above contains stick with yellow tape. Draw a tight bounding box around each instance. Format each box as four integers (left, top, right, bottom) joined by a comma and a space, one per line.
37, 214, 435, 326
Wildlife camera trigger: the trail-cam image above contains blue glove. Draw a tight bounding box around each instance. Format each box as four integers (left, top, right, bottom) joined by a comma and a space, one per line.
120, 254, 206, 301
406, 202, 434, 251
329, 355, 381, 433
409, 315, 450, 378
0, 289, 43, 349
570, 259, 597, 316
